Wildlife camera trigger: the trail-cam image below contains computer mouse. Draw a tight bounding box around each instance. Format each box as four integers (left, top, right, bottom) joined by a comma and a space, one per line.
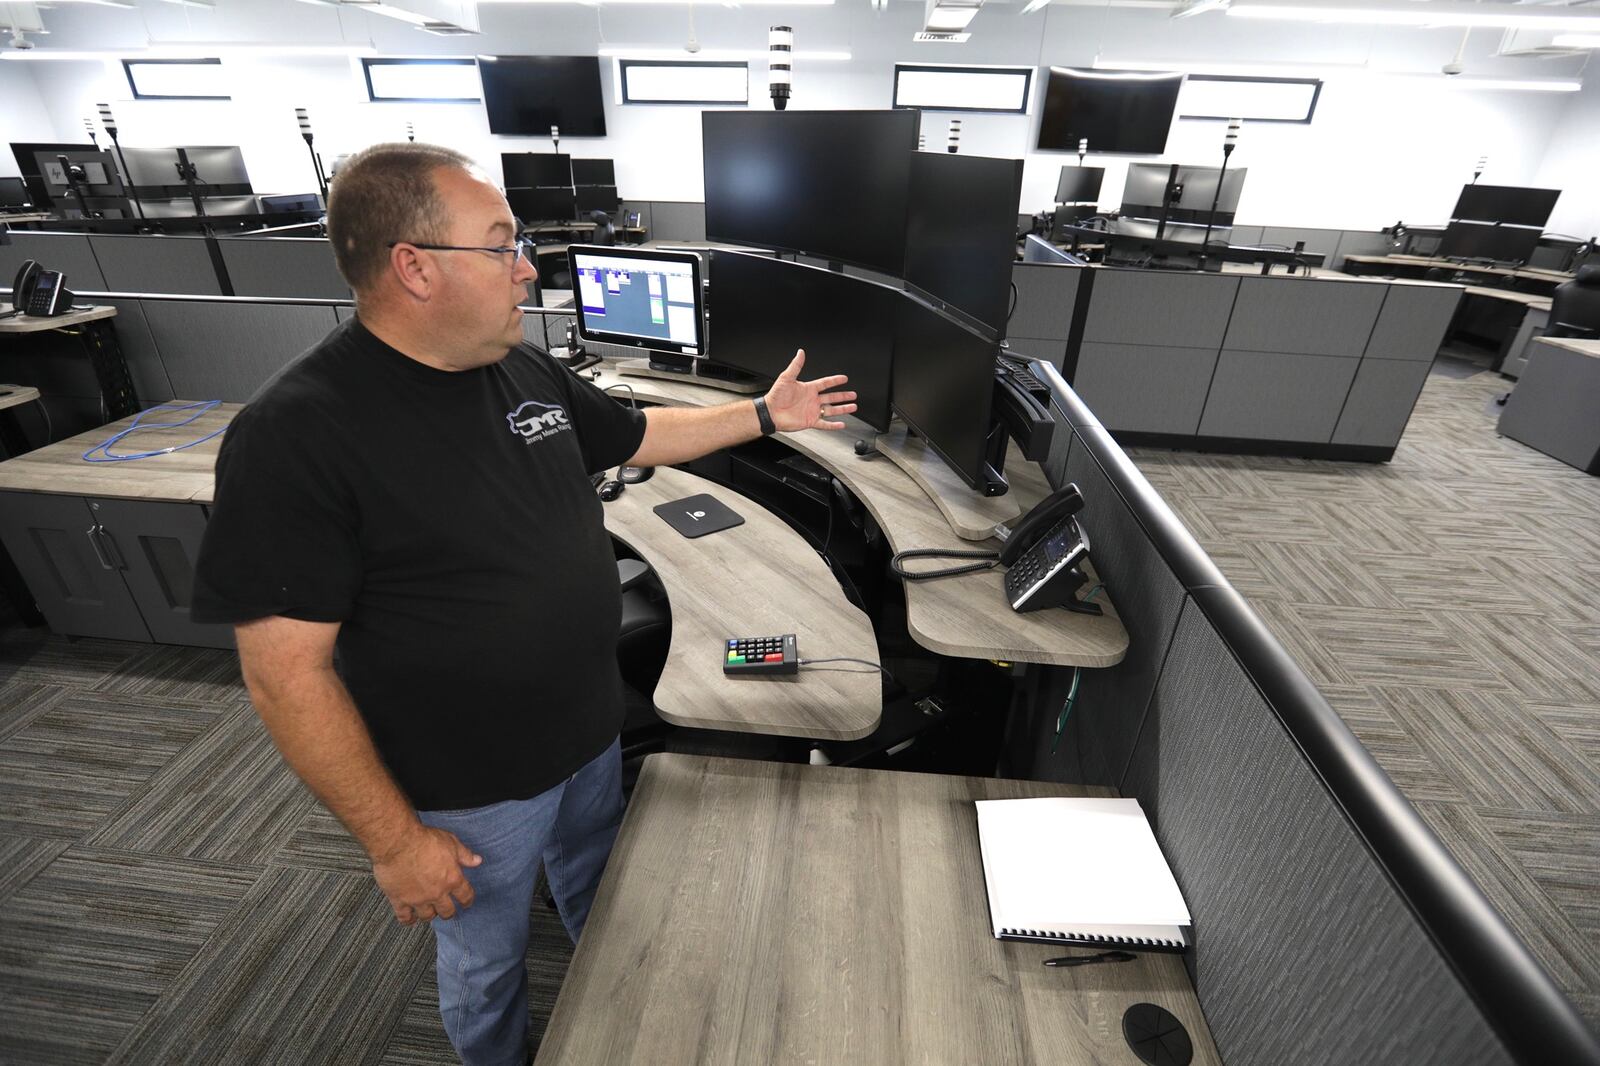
597, 480, 625, 502
618, 465, 654, 484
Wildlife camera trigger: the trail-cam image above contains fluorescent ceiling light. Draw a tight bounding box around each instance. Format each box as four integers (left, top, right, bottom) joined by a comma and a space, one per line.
597, 45, 850, 60
1227, 0, 1600, 31
0, 44, 378, 60
1092, 57, 1578, 91
926, 6, 980, 31
1019, 0, 1051, 13
480, 0, 833, 4
1552, 33, 1600, 48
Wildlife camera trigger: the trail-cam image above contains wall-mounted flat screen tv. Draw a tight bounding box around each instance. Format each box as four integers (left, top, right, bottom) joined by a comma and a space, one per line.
1036, 67, 1182, 155
479, 56, 607, 137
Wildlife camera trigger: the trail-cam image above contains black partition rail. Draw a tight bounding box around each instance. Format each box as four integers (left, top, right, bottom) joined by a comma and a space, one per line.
1032, 359, 1600, 1066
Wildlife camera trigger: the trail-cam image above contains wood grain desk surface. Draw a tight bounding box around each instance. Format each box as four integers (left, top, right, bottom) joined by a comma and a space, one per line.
537, 753, 1219, 1066
590, 365, 1129, 668
599, 464, 880, 741
0, 212, 56, 224
1540, 336, 1600, 360
0, 401, 238, 503
0, 305, 118, 334
0, 385, 41, 412
1344, 253, 1572, 284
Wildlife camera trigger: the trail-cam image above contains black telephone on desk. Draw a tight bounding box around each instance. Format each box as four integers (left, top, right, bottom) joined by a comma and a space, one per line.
889, 483, 1102, 615
8, 260, 74, 318
999, 485, 1099, 614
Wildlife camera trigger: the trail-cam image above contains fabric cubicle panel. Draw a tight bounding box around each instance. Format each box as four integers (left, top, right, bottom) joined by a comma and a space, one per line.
138, 300, 340, 402
96, 298, 176, 405
1331, 229, 1397, 269
218, 238, 350, 300
1254, 226, 1343, 268
1122, 598, 1512, 1066
0, 231, 109, 291
87, 235, 222, 296
649, 202, 707, 242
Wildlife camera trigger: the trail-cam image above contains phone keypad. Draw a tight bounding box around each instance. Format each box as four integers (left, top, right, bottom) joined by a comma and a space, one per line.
724, 634, 798, 675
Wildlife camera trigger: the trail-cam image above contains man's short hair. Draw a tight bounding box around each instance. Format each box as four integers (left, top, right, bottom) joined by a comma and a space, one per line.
327, 142, 476, 293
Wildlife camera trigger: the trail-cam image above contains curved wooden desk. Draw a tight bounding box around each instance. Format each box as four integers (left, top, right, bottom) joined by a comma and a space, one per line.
599, 464, 880, 741
591, 366, 1129, 668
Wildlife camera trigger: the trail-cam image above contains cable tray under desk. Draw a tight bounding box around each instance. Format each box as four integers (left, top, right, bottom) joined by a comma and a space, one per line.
872, 425, 1020, 542
615, 358, 766, 395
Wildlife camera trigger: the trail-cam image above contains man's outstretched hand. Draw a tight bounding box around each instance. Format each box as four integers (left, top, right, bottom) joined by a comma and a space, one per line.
763, 349, 857, 432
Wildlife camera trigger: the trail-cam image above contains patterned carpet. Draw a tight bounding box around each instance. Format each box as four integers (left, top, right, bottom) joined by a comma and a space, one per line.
1129, 366, 1600, 1028
0, 363, 1595, 1062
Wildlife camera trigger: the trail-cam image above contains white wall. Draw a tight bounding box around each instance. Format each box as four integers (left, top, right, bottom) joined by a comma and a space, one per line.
0, 0, 1589, 231
0, 60, 61, 161
1534, 75, 1600, 240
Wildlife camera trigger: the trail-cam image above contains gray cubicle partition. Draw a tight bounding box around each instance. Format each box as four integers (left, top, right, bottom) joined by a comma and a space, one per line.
648, 201, 707, 242
0, 231, 109, 290
1011, 263, 1460, 460
218, 237, 350, 300
87, 234, 222, 296
1020, 362, 1600, 1066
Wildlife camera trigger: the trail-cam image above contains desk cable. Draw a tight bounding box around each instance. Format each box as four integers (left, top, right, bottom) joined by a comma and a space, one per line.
602, 382, 638, 409
797, 657, 898, 686
890, 547, 999, 580
82, 400, 226, 463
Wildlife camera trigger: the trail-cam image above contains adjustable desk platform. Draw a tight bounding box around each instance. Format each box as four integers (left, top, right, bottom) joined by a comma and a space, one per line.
600, 463, 880, 740
590, 365, 1129, 668
536, 753, 1220, 1066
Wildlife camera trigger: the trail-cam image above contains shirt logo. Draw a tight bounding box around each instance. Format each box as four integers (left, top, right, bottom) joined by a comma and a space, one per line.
507, 400, 571, 444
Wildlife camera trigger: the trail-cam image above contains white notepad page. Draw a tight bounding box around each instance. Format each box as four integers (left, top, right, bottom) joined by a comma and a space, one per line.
975, 797, 1191, 939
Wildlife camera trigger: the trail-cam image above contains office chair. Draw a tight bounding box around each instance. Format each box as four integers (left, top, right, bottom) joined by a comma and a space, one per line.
615, 558, 672, 755
588, 210, 617, 247
1545, 263, 1600, 340
1496, 264, 1600, 406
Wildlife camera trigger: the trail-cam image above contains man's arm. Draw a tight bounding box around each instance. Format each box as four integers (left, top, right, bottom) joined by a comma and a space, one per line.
625, 349, 857, 468
235, 615, 481, 926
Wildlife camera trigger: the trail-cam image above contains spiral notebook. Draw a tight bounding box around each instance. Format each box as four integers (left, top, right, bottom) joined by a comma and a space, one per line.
975, 796, 1191, 954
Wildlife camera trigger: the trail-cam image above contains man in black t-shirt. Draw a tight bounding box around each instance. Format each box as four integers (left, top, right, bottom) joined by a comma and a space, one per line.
192, 142, 858, 1066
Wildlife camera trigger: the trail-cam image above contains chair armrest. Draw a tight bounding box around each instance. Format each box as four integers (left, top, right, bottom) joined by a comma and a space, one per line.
616, 558, 654, 593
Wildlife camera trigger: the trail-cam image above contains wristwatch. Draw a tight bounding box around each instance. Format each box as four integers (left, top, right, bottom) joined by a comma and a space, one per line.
753, 396, 776, 436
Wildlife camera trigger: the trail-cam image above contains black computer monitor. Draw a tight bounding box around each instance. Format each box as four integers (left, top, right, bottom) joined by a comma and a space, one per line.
1437, 221, 1543, 264
572, 158, 615, 187
507, 186, 577, 224
576, 185, 620, 216
502, 152, 571, 189
903, 151, 1023, 338
703, 109, 919, 275
0, 177, 32, 209
892, 291, 1003, 494
33, 150, 124, 197
1121, 162, 1247, 226
708, 249, 895, 431
1450, 184, 1560, 229
571, 245, 704, 356
9, 141, 94, 206
118, 145, 251, 197
1056, 166, 1105, 204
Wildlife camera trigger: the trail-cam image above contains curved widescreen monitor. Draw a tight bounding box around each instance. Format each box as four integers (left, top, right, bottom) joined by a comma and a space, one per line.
571, 245, 703, 356
702, 109, 919, 275
1036, 68, 1183, 155
708, 250, 895, 431
480, 56, 607, 137
892, 292, 1002, 494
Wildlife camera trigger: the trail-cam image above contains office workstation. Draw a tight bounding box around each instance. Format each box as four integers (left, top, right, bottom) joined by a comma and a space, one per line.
2, 4, 1599, 1066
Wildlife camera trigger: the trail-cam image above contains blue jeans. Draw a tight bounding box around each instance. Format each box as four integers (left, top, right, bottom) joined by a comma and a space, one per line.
417, 739, 623, 1066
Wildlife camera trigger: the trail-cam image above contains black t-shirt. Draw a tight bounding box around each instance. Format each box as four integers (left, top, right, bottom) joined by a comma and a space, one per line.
193, 317, 647, 811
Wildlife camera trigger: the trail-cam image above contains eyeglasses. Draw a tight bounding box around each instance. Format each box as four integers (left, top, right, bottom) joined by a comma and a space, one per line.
388, 237, 536, 271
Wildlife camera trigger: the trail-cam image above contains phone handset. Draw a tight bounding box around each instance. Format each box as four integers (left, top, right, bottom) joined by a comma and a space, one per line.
6, 259, 40, 319
998, 485, 1101, 615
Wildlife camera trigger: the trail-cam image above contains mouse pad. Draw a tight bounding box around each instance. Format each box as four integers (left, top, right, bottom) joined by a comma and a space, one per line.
653, 494, 745, 539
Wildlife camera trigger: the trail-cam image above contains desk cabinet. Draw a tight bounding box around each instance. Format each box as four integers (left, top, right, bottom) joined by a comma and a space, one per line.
0, 492, 231, 648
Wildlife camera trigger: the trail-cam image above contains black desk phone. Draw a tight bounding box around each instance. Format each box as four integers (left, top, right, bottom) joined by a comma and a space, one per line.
10, 260, 74, 318
999, 485, 1100, 615
889, 483, 1102, 615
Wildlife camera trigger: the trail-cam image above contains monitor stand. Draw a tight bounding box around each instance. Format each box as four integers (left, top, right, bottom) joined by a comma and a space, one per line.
872, 424, 1017, 541
615, 355, 766, 395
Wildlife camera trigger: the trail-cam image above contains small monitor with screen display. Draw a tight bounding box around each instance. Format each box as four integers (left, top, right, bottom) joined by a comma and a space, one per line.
571, 245, 704, 356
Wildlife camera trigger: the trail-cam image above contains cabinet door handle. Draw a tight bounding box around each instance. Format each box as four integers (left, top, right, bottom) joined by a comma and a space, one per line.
86, 525, 115, 570
98, 526, 127, 571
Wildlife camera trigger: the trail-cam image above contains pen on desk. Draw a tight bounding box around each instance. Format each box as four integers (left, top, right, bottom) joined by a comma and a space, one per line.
1043, 950, 1137, 968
